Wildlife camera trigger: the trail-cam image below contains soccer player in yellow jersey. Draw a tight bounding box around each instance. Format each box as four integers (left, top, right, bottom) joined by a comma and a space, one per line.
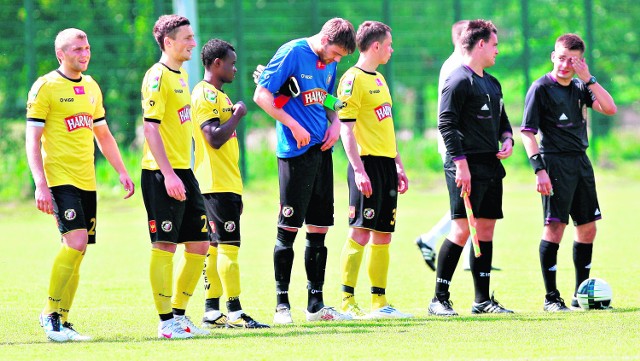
140, 15, 209, 339
337, 21, 413, 319
26, 28, 135, 342
192, 39, 269, 329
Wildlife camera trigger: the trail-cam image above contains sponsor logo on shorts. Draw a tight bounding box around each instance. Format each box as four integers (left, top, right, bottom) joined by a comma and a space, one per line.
209, 221, 216, 233
363, 208, 375, 219
149, 220, 157, 233
282, 206, 294, 218
224, 221, 236, 233
65, 113, 93, 132
73, 86, 85, 95
64, 209, 76, 221
177, 105, 191, 124
348, 206, 355, 219
374, 103, 392, 122
161, 220, 173, 233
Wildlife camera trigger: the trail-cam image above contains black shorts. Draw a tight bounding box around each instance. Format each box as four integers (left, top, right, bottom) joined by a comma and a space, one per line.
141, 169, 209, 244
51, 185, 97, 244
444, 154, 505, 220
542, 153, 601, 226
347, 156, 398, 233
203, 192, 242, 244
278, 145, 334, 229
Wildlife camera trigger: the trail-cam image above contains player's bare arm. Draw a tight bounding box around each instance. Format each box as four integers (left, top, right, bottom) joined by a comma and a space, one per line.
571, 57, 617, 115
521, 130, 553, 196
25, 125, 53, 214
93, 124, 135, 199
202, 101, 246, 149
253, 85, 310, 149
340, 121, 372, 197
395, 153, 409, 194
321, 108, 341, 151
143, 121, 186, 201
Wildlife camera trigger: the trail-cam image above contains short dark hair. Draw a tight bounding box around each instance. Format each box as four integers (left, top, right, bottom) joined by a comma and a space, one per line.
356, 21, 391, 52
153, 14, 190, 51
556, 33, 585, 53
201, 38, 235, 68
460, 19, 497, 53
320, 17, 357, 54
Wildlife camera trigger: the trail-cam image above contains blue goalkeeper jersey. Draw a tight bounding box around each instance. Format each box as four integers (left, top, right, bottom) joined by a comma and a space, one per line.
258, 38, 338, 158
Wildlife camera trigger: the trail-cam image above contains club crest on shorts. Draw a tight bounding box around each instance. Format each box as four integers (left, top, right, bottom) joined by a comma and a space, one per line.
224, 221, 236, 233
149, 220, 157, 233
64, 209, 76, 221
348, 206, 355, 219
282, 206, 294, 218
161, 220, 173, 233
363, 208, 375, 219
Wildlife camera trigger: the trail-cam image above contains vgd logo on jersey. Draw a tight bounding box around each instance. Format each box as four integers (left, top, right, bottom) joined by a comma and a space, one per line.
301, 88, 328, 107
177, 105, 191, 124
374, 103, 392, 122
65, 112, 93, 132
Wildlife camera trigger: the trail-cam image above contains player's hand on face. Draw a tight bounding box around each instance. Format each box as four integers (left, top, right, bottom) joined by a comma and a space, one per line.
355, 169, 372, 198
496, 139, 513, 159
164, 172, 186, 201
320, 120, 340, 151
535, 169, 553, 196
570, 57, 590, 81
120, 174, 135, 199
233, 101, 247, 118
290, 122, 311, 149
35, 185, 54, 214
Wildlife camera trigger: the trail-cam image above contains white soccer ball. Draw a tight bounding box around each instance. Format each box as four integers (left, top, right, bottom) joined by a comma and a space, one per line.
576, 278, 612, 310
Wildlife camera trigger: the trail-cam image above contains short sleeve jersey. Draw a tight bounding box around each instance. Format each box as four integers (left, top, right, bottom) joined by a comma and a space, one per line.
141, 63, 193, 170
337, 67, 397, 158
257, 38, 337, 158
26, 70, 106, 190
521, 74, 595, 153
438, 65, 512, 158
192, 81, 242, 195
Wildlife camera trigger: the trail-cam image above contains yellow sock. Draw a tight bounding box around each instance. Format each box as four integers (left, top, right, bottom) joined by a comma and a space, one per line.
340, 238, 364, 309
218, 244, 241, 299
204, 246, 223, 300
150, 248, 174, 315
44, 245, 82, 315
59, 252, 84, 323
172, 251, 206, 310
368, 243, 390, 310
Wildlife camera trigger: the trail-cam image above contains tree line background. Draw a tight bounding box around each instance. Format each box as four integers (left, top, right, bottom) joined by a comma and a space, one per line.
1, 0, 638, 180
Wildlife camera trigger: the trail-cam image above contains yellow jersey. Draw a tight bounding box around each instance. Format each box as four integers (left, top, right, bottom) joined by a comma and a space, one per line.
26, 70, 106, 190
192, 81, 242, 195
140, 63, 193, 170
337, 67, 397, 158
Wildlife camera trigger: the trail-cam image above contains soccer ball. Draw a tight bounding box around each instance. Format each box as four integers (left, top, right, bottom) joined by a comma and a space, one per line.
576, 278, 612, 310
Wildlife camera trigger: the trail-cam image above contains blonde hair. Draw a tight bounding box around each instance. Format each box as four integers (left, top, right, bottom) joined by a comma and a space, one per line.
54, 28, 87, 52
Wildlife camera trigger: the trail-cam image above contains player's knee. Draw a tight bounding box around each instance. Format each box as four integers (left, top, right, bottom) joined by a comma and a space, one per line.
276, 227, 297, 248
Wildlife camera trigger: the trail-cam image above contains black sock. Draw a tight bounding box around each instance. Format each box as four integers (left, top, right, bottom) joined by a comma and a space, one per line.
172, 308, 185, 316
205, 298, 220, 312
227, 297, 242, 313
540, 240, 559, 294
305, 233, 327, 313
573, 241, 593, 295
470, 240, 493, 303
434, 239, 463, 300
274, 228, 297, 308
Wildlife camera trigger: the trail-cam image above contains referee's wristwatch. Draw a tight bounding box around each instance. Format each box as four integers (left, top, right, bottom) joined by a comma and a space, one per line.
585, 76, 597, 86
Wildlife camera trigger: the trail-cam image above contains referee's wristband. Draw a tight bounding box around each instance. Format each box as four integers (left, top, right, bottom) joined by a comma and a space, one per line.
528, 153, 546, 174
